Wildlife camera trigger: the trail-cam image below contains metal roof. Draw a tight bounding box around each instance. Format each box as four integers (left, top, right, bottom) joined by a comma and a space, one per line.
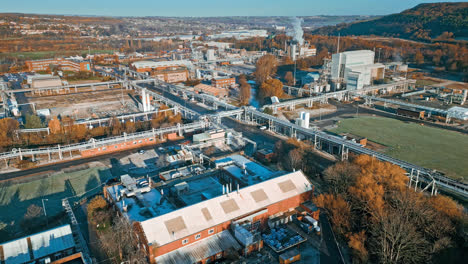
154, 230, 241, 264
140, 170, 312, 247
0, 225, 75, 264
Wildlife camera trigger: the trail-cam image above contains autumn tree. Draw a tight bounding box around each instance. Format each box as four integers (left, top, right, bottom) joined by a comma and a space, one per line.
259, 79, 284, 101
414, 51, 424, 65
253, 54, 278, 85
284, 71, 294, 86
238, 75, 251, 106
318, 155, 465, 264
0, 118, 19, 149
314, 193, 351, 235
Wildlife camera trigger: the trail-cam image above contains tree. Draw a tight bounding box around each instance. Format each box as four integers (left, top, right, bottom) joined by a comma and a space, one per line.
238, 75, 251, 106
414, 51, 424, 65
314, 193, 351, 235
347, 231, 368, 263
324, 161, 359, 194
284, 71, 294, 86
368, 206, 429, 264
254, 54, 278, 85
48, 117, 61, 134
286, 148, 303, 171
0, 118, 19, 137
259, 79, 284, 101
100, 214, 148, 264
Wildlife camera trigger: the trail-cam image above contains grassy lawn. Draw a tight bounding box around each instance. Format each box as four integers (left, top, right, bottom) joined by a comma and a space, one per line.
0, 49, 114, 60
330, 116, 468, 182
0, 167, 112, 240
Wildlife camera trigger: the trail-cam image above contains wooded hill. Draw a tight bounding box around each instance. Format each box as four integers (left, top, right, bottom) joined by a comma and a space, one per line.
312, 2, 468, 41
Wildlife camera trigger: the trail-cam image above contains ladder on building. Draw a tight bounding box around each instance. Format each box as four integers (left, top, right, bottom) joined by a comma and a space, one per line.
62, 198, 93, 264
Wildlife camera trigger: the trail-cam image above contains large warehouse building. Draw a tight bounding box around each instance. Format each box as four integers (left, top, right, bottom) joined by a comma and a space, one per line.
25, 58, 91, 72
104, 155, 314, 264
131, 60, 192, 83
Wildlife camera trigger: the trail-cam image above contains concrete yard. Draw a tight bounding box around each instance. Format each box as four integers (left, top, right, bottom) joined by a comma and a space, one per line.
330, 116, 468, 182
26, 89, 139, 119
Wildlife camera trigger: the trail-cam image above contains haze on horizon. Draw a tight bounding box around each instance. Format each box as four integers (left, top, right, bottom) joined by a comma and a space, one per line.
2, 0, 463, 17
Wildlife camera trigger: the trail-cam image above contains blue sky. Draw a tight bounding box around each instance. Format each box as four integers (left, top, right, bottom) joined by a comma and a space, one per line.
2, 0, 461, 17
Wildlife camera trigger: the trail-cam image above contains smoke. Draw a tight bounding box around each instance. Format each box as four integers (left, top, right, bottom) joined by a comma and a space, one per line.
393, 49, 402, 62
287, 17, 304, 46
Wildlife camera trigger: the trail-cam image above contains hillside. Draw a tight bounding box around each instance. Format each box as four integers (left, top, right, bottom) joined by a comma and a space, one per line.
312, 2, 468, 41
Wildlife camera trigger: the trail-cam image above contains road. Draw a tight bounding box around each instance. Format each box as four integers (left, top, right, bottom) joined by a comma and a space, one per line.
0, 139, 185, 181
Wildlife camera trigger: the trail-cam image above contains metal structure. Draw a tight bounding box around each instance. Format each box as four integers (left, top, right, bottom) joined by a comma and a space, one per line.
0, 121, 209, 161
242, 108, 467, 198
62, 199, 92, 264
3, 80, 124, 94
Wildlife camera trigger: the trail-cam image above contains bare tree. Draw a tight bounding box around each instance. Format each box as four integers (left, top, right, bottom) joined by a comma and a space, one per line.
286, 149, 303, 171
100, 214, 147, 264
324, 161, 360, 194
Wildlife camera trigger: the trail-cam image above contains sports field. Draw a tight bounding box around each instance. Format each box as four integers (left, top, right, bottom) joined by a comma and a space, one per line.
0, 167, 112, 241
330, 116, 468, 182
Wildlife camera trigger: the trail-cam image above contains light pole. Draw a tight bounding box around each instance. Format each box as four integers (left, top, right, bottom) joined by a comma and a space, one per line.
42, 198, 48, 227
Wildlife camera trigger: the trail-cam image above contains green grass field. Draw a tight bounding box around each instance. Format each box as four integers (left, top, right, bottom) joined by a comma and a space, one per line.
330, 116, 468, 182
0, 49, 114, 60
0, 167, 112, 240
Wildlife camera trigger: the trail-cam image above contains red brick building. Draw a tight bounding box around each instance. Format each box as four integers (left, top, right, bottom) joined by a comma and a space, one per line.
129, 171, 313, 264
25, 58, 91, 72
211, 77, 236, 88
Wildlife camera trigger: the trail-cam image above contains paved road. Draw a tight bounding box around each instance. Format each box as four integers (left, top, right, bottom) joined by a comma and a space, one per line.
0, 139, 184, 181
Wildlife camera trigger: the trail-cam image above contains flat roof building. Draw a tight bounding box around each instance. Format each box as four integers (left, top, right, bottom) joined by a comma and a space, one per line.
0, 225, 84, 264
25, 58, 91, 72
104, 154, 314, 264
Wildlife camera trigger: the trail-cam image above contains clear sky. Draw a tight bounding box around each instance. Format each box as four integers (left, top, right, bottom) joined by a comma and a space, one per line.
2, 0, 462, 17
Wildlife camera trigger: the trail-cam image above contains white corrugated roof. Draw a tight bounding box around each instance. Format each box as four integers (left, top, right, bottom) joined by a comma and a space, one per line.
31, 225, 75, 259
155, 230, 241, 264
1, 237, 30, 264
140, 170, 312, 247
0, 225, 75, 264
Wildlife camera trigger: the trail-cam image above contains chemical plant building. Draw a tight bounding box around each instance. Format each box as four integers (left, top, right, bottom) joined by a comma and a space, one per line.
0, 225, 85, 264
25, 58, 91, 72
104, 154, 314, 264
331, 50, 385, 90
211, 77, 236, 88
131, 60, 192, 83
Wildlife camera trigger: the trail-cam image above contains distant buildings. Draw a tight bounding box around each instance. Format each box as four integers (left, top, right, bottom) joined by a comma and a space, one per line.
25, 58, 91, 72
330, 50, 385, 90
209, 30, 268, 40
131, 60, 192, 83
194, 83, 228, 98
211, 77, 236, 89
30, 75, 63, 89
0, 225, 85, 264
205, 49, 216, 61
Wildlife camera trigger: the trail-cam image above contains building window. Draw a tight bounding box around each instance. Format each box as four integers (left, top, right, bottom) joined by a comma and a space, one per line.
208, 229, 214, 234
195, 234, 201, 240
182, 239, 189, 245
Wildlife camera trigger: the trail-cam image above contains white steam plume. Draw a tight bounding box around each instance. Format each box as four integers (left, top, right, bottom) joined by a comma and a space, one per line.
287, 17, 304, 46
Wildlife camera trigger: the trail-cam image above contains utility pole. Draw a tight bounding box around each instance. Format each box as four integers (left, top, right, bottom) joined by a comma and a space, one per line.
42, 198, 48, 227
